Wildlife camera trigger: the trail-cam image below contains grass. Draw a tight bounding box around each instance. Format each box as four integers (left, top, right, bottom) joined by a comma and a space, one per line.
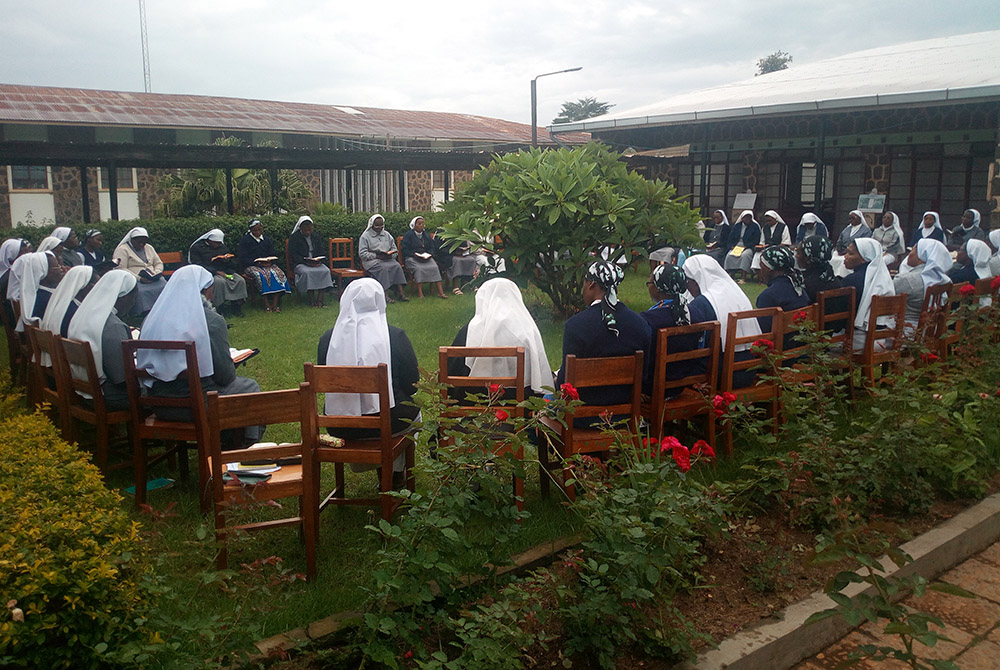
0, 266, 768, 649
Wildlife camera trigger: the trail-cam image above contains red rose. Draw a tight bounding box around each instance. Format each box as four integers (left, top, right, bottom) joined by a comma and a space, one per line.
660, 436, 682, 453
712, 394, 726, 410
671, 443, 691, 473
495, 409, 509, 421
489, 383, 502, 395
404, 650, 414, 659
792, 310, 808, 325
560, 383, 580, 401
992, 276, 1000, 291
714, 408, 724, 418
722, 392, 737, 405
691, 439, 716, 460
751, 338, 775, 352
959, 284, 976, 297
921, 352, 940, 364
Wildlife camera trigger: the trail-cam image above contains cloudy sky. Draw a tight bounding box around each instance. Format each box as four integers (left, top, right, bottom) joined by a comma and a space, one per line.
2, 1, 997, 127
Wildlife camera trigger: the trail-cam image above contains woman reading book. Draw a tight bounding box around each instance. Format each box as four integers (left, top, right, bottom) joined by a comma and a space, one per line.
112, 227, 166, 315
358, 214, 408, 303
189, 228, 249, 317
288, 216, 335, 308
236, 218, 291, 313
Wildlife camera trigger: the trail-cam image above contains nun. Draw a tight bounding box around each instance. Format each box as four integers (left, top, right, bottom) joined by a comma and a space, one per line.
948, 209, 988, 250
988, 230, 1000, 276
287, 215, 335, 308
16, 252, 62, 332
138, 265, 263, 443
237, 218, 291, 313
40, 264, 93, 338
908, 211, 946, 247
51, 227, 83, 267
401, 216, 447, 299
1, 238, 30, 326
794, 213, 830, 244
66, 270, 138, 411
841, 238, 896, 350
358, 214, 408, 302
831, 210, 872, 278
723, 210, 762, 280
188, 228, 248, 317
949, 239, 994, 286
112, 227, 166, 315
872, 212, 906, 266
894, 238, 952, 328
756, 246, 809, 331
432, 232, 479, 295
705, 209, 732, 264
79, 230, 109, 268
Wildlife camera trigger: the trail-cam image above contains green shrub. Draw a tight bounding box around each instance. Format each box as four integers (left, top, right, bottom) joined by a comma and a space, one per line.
0, 409, 151, 669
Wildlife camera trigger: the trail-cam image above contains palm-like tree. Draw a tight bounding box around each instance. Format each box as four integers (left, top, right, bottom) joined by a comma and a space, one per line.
552, 97, 614, 124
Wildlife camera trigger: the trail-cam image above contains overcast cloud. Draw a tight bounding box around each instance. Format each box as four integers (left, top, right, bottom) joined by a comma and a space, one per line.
1, 1, 997, 126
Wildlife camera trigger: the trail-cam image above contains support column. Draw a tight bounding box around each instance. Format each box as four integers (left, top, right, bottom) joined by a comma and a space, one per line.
108, 163, 119, 221
80, 166, 91, 224
269, 166, 279, 214
226, 168, 234, 215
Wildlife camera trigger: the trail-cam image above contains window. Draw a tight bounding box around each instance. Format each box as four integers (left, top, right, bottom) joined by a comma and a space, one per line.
9, 165, 50, 191
98, 167, 136, 190
796, 163, 835, 207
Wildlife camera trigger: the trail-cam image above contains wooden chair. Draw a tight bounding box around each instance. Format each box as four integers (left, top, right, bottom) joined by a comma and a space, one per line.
328, 238, 366, 292
639, 322, 720, 450
817, 286, 856, 397
720, 308, 781, 457
437, 346, 527, 511
939, 282, 969, 361
0, 301, 26, 386
776, 304, 820, 381
973, 277, 1000, 343
851, 294, 906, 385
56, 336, 132, 472
24, 325, 67, 427
205, 384, 316, 579
122, 340, 212, 512
537, 352, 644, 502
159, 251, 184, 278
914, 282, 952, 354
303, 362, 416, 524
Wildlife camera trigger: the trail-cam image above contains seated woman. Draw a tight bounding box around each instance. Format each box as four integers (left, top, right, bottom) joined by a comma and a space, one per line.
51, 227, 83, 267
842, 238, 896, 350
447, 277, 552, 398
704, 209, 731, 266
872, 212, 906, 267
15, 252, 61, 331
751, 210, 791, 270
78, 229, 114, 272
831, 210, 872, 278
722, 210, 761, 280
67, 270, 138, 412
139, 265, 263, 444
755, 246, 809, 339
28, 252, 65, 326
989, 230, 1000, 276
432, 232, 479, 295
948, 209, 987, 251
909, 211, 946, 248
358, 214, 408, 302
288, 216, 335, 308
317, 278, 419, 487
794, 213, 829, 244
797, 235, 841, 303
112, 227, 166, 316
237, 218, 291, 313
641, 264, 713, 397
893, 238, 951, 328
40, 265, 93, 337
949, 239, 993, 285
189, 229, 248, 317
401, 216, 447, 299
1, 238, 30, 327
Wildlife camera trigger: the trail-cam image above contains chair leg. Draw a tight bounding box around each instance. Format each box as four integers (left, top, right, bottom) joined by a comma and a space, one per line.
562, 458, 576, 503
722, 419, 734, 458
706, 412, 716, 457
537, 429, 550, 499
334, 463, 345, 499
513, 444, 524, 512
380, 459, 393, 521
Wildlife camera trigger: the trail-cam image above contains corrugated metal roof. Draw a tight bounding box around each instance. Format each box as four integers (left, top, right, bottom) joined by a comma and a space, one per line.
551, 30, 1000, 133
0, 83, 589, 145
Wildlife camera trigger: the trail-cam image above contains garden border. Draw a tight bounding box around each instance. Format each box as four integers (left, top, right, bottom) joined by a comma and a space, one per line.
679, 491, 1000, 670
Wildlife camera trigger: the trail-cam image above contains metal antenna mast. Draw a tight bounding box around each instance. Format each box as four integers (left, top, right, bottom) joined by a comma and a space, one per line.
139, 0, 151, 92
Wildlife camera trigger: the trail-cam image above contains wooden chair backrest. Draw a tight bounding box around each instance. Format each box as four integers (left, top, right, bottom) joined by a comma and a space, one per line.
25, 325, 60, 390
57, 336, 109, 413
437, 346, 526, 416
563, 352, 643, 420
817, 286, 856, 352
863, 294, 906, 356
974, 277, 996, 298
650, 321, 720, 398
916, 281, 952, 341
302, 362, 392, 442
722, 307, 780, 391
395, 236, 406, 269
328, 238, 358, 271
122, 340, 208, 427
159, 251, 184, 278
777, 304, 820, 366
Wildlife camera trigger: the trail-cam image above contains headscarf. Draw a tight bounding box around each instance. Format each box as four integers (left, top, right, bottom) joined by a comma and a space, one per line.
801, 235, 836, 284
409, 216, 424, 230
848, 210, 869, 232
465, 278, 553, 393
914, 238, 952, 290
118, 227, 149, 250
82, 229, 102, 244
323, 277, 394, 416
799, 213, 823, 233
989, 230, 1000, 256
36, 236, 62, 254
585, 260, 626, 336
0, 238, 24, 276
51, 227, 72, 243
67, 270, 137, 382
188, 228, 225, 263
882, 212, 905, 246
966, 209, 982, 229
966, 239, 992, 280
650, 264, 690, 326
291, 215, 313, 236
40, 265, 92, 334
682, 254, 760, 345
364, 214, 384, 233
763, 210, 786, 226
714, 210, 730, 227
919, 211, 943, 238
137, 264, 215, 383
760, 245, 804, 295
853, 238, 895, 329
247, 219, 263, 242
16, 252, 53, 331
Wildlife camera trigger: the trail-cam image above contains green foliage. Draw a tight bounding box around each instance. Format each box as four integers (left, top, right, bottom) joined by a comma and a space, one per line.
0, 405, 151, 669
756, 50, 792, 75
438, 143, 702, 315
552, 97, 614, 124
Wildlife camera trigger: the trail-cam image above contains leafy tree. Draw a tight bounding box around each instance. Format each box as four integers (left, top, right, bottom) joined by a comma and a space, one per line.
756, 50, 792, 76
552, 97, 614, 124
155, 136, 312, 217
437, 143, 702, 316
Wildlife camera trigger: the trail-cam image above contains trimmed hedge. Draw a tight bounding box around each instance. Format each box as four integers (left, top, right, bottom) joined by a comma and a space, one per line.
0, 403, 150, 669
2, 211, 440, 258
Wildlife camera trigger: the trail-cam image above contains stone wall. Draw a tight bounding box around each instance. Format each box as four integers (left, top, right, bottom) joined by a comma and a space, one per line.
295, 169, 323, 203
0, 168, 9, 229
51, 166, 85, 223
407, 170, 432, 211
137, 168, 174, 219
863, 146, 891, 194
743, 151, 762, 192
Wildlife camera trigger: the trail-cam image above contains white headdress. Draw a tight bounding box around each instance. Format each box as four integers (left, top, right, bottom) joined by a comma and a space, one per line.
682, 254, 760, 345
67, 270, 137, 381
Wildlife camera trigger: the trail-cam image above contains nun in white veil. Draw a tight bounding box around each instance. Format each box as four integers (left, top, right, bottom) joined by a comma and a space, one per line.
852, 238, 896, 349
683, 254, 760, 347
16, 252, 58, 332
40, 264, 92, 338
358, 214, 408, 302
988, 230, 1000, 276
112, 227, 166, 314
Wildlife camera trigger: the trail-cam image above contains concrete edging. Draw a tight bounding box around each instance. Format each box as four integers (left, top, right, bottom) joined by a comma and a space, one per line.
678, 491, 1000, 670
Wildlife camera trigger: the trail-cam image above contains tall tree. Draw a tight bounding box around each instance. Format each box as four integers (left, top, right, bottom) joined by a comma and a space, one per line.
552, 97, 614, 124
756, 51, 792, 76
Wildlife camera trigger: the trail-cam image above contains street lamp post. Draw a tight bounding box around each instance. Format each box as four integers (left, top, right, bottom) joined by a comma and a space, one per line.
531, 67, 582, 148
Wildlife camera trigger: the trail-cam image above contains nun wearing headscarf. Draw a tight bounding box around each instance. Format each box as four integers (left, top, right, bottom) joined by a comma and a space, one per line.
236, 218, 291, 313
16, 252, 62, 332
831, 210, 873, 277
909, 211, 946, 247
66, 269, 138, 411
751, 210, 792, 270
894, 238, 952, 328
949, 209, 988, 250
401, 216, 447, 299
287, 215, 335, 308
842, 238, 895, 350
358, 214, 408, 302
188, 228, 248, 316
949, 239, 993, 286
40, 264, 93, 338
51, 226, 83, 267
872, 212, 906, 265
112, 227, 166, 315
988, 230, 1000, 276
555, 260, 651, 412
447, 277, 553, 396
139, 265, 262, 441
794, 213, 830, 244
705, 209, 732, 264
317, 278, 419, 481
756, 246, 809, 329
723, 210, 762, 278
1, 238, 30, 327
640, 264, 713, 397
796, 235, 841, 303
78, 230, 110, 269
36, 236, 63, 256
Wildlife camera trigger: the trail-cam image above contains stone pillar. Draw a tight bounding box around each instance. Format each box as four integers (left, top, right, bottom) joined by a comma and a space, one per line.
863, 146, 890, 194
137, 168, 173, 219
743, 151, 762, 192
51, 166, 85, 224
406, 170, 432, 211
0, 167, 10, 230
295, 169, 323, 203
84, 167, 100, 223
